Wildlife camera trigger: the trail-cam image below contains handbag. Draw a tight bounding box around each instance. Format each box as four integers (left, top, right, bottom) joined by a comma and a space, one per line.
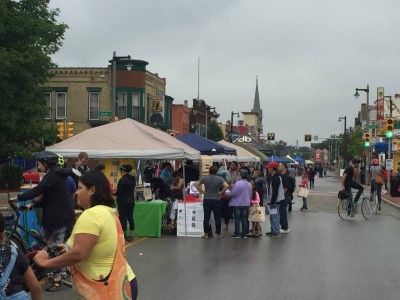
374, 173, 383, 185
297, 187, 310, 198
70, 214, 132, 300
249, 204, 266, 223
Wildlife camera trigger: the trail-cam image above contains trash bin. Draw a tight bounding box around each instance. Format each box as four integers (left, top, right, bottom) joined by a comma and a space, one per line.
390, 176, 400, 197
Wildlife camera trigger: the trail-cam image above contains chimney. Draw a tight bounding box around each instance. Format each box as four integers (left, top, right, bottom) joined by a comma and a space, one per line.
184, 100, 188, 107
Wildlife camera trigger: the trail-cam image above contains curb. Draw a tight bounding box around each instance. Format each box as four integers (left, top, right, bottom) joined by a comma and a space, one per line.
382, 196, 400, 210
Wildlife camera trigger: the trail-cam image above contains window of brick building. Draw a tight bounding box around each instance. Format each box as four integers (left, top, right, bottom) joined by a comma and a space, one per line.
89, 92, 99, 120
56, 92, 66, 119
132, 92, 140, 120
118, 92, 127, 119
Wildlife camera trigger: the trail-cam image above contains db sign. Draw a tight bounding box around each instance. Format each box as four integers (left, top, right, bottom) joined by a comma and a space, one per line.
237, 136, 252, 143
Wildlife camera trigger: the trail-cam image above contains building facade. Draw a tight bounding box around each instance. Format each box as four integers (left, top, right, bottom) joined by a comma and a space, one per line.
45, 59, 172, 139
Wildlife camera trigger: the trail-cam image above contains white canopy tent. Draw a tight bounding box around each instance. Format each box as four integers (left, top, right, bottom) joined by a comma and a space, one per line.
212, 140, 260, 163
305, 160, 314, 164
46, 119, 200, 160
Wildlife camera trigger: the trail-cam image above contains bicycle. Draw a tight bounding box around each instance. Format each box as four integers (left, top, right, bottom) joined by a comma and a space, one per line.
370, 186, 380, 215
3, 193, 72, 288
337, 189, 372, 220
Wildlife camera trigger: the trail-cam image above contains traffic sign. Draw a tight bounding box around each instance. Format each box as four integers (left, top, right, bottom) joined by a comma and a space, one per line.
386, 159, 393, 171
99, 111, 112, 116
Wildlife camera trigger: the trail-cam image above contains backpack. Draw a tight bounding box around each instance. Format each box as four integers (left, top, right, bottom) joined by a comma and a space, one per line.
287, 176, 296, 195
0, 246, 30, 299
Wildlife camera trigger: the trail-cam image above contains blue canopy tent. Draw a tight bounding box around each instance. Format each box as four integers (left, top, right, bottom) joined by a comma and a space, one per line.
266, 155, 292, 163
177, 133, 237, 155
294, 156, 306, 163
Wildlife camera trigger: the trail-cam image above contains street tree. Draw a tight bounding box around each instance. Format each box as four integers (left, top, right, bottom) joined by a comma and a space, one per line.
0, 0, 67, 161
207, 120, 224, 142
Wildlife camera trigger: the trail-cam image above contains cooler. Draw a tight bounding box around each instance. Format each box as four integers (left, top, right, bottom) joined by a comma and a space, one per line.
19, 185, 41, 245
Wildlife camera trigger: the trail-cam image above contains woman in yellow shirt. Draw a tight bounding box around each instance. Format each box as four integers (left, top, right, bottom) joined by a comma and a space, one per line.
34, 171, 138, 299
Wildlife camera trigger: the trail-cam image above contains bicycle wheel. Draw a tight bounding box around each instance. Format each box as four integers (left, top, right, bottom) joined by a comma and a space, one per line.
338, 198, 353, 220
9, 234, 29, 254
361, 197, 373, 220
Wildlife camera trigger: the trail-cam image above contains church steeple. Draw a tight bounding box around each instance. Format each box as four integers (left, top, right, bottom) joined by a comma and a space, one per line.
251, 76, 263, 136
252, 76, 261, 113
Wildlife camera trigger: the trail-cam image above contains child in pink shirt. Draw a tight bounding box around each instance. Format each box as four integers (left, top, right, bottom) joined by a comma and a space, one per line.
250, 181, 262, 237
299, 171, 309, 212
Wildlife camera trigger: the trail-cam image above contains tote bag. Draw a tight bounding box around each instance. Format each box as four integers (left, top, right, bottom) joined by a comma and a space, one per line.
249, 204, 266, 223
297, 187, 310, 198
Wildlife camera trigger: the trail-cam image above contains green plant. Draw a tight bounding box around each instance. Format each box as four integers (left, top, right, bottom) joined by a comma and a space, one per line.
0, 165, 23, 189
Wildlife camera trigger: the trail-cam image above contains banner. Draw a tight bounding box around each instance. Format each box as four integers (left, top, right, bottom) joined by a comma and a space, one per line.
99, 159, 136, 191
377, 87, 384, 120
149, 95, 165, 125
376, 120, 386, 137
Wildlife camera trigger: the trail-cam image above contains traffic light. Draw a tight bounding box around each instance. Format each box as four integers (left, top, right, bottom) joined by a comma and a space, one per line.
56, 122, 64, 140
304, 134, 312, 142
364, 132, 370, 147
66, 122, 74, 138
267, 133, 275, 141
386, 117, 394, 138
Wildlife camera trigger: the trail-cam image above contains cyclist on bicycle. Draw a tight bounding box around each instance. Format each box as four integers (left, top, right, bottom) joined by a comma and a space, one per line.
341, 158, 364, 205
367, 158, 384, 211
13, 151, 78, 292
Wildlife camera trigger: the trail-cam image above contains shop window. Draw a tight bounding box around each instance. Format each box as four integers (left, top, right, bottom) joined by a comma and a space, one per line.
132, 92, 140, 120
56, 92, 66, 119
118, 92, 127, 119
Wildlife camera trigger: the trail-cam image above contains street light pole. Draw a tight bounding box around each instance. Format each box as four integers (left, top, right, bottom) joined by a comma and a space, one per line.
355, 84, 370, 168
339, 116, 347, 168
230, 111, 239, 142
111, 51, 132, 122
205, 106, 215, 139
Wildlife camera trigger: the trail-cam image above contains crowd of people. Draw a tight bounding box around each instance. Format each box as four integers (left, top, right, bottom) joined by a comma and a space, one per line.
1, 148, 327, 299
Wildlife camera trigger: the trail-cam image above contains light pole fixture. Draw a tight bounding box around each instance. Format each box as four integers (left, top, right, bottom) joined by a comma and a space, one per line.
110, 51, 133, 122
205, 106, 215, 139
230, 111, 240, 142
339, 116, 347, 168
354, 84, 370, 168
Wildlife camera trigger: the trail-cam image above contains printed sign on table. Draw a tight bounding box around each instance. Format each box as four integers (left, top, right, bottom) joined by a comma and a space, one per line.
177, 202, 205, 237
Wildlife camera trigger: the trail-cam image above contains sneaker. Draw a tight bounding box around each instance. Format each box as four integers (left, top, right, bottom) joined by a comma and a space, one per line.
242, 235, 248, 239
267, 232, 280, 238
125, 236, 135, 242
231, 234, 240, 239
280, 229, 290, 234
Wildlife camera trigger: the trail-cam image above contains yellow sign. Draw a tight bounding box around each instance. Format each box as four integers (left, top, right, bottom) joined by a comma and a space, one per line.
376, 120, 386, 137
99, 159, 136, 191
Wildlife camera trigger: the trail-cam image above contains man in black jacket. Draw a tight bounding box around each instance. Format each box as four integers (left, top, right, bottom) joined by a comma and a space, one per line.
265, 162, 285, 237
13, 151, 76, 292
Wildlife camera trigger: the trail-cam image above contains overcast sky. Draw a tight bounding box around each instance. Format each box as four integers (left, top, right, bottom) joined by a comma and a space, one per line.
49, 0, 400, 147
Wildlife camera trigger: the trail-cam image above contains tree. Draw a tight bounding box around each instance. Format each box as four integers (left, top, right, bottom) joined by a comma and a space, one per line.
207, 120, 224, 142
0, 0, 67, 160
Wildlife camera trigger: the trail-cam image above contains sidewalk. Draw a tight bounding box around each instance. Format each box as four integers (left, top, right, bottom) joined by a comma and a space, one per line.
382, 192, 400, 209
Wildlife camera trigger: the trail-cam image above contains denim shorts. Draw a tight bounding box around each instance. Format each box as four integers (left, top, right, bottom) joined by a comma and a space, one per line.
41, 226, 68, 246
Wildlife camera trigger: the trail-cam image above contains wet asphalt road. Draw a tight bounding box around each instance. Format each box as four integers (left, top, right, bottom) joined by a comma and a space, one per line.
18, 173, 400, 299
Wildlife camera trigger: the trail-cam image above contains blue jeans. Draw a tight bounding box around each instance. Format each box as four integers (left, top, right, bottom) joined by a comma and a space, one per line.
269, 204, 280, 235
232, 206, 249, 236
345, 179, 364, 203
370, 179, 382, 205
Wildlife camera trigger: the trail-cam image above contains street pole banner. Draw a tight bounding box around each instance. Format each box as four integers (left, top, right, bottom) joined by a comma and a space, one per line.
376, 120, 386, 136
386, 159, 393, 171
376, 87, 384, 120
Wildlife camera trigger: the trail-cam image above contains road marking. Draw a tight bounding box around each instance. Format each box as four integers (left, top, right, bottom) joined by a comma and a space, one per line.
126, 237, 148, 249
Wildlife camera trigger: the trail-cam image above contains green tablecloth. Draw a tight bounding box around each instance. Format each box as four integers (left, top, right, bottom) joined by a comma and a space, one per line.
134, 201, 168, 237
